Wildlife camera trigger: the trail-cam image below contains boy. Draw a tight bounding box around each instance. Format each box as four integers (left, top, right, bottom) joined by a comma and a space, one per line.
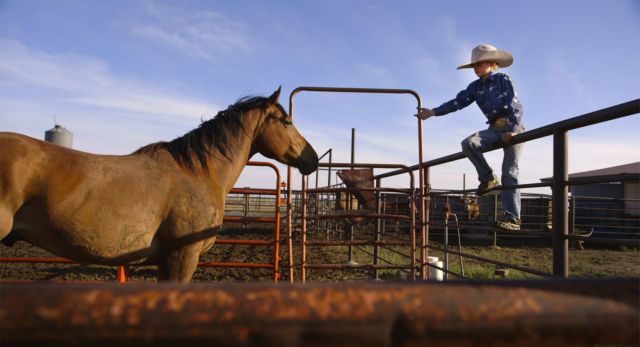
417, 44, 524, 231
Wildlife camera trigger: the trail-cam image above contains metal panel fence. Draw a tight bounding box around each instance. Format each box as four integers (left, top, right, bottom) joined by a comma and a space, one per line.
377, 98, 640, 278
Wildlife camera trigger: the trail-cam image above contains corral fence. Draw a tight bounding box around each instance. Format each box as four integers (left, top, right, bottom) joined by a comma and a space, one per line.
1, 90, 638, 346
288, 86, 639, 281
377, 97, 640, 279
298, 163, 417, 282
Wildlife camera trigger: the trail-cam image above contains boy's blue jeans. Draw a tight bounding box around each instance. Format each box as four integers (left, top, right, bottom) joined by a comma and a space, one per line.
461, 127, 524, 222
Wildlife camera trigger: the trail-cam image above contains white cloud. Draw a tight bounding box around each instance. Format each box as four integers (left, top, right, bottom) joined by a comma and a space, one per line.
412, 55, 445, 87
568, 137, 640, 172
0, 38, 221, 155
546, 56, 594, 108
0, 39, 108, 92
0, 38, 218, 120
434, 15, 458, 43
131, 1, 251, 60
356, 63, 397, 86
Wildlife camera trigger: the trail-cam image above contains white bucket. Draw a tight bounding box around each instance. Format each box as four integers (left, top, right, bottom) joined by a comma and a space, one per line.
427, 256, 444, 281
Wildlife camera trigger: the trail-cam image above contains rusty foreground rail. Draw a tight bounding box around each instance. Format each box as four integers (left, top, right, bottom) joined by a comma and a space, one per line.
1, 279, 638, 346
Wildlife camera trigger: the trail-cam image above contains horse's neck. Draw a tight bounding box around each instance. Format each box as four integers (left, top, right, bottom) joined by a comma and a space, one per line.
204, 112, 261, 194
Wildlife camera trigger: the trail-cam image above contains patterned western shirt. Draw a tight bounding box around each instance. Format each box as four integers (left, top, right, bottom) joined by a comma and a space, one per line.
433, 72, 523, 132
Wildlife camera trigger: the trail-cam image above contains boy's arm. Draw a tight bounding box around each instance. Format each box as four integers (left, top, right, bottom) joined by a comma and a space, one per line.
432, 82, 477, 116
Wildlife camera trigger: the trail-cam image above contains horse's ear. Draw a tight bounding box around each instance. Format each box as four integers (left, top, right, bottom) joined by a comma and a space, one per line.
268, 86, 281, 105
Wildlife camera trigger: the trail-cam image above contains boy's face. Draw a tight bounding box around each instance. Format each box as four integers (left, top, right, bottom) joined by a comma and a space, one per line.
473, 62, 495, 79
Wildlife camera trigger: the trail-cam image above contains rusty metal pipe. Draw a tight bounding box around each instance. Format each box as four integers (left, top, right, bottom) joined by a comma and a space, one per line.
308, 213, 411, 221
304, 264, 413, 270
223, 216, 276, 223
196, 262, 273, 269
214, 239, 273, 246
306, 187, 413, 194
377, 99, 640, 180
305, 240, 411, 246
229, 188, 278, 195
1, 280, 638, 347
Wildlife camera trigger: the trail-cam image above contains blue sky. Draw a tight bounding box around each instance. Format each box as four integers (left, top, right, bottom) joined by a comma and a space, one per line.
1, 0, 639, 191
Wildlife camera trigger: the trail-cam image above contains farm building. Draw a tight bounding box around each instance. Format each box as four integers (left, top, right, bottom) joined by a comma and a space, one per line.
543, 162, 640, 238
564, 162, 639, 214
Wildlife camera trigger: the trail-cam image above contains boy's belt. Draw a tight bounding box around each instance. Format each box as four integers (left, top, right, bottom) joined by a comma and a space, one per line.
493, 117, 509, 128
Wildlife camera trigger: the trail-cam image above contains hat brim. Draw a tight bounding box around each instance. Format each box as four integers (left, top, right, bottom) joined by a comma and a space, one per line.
457, 50, 514, 70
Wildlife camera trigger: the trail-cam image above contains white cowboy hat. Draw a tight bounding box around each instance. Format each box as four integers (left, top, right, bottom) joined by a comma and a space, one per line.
457, 44, 513, 70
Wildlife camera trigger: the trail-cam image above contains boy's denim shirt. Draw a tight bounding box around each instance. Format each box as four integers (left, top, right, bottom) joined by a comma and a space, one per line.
433, 72, 523, 132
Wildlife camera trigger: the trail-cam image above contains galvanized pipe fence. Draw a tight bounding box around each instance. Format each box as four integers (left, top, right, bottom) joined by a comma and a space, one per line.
376, 98, 640, 278
288, 87, 638, 281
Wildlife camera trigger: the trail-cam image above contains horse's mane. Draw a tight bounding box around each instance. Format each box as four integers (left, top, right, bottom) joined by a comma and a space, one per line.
133, 95, 271, 173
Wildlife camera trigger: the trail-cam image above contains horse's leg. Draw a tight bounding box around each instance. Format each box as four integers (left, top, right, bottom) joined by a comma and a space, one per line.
157, 244, 201, 282
0, 207, 14, 241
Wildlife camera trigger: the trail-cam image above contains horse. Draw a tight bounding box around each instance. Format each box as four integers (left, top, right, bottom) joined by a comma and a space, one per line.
0, 87, 318, 282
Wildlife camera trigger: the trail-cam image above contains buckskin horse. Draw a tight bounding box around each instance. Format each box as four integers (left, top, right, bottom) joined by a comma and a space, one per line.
0, 87, 318, 282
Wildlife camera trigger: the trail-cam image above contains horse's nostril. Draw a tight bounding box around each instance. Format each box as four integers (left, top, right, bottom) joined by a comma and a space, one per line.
296, 143, 318, 175
300, 163, 317, 175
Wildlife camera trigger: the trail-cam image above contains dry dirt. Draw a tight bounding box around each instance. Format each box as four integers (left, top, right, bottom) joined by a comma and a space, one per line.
1, 225, 639, 283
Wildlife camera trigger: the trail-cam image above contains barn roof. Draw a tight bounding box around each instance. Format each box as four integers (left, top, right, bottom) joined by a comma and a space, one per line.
541, 162, 640, 182
567, 162, 640, 178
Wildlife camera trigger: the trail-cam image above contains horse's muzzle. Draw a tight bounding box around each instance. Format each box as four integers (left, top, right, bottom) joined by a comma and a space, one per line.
297, 143, 318, 175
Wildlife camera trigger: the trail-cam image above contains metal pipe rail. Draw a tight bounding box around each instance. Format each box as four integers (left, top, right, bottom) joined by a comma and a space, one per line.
353, 245, 414, 274
305, 240, 411, 246
289, 87, 425, 283
423, 258, 469, 279
424, 243, 553, 278
306, 187, 413, 194
428, 219, 639, 248
1, 279, 637, 347
377, 99, 640, 179
379, 99, 640, 277
309, 213, 411, 221
299, 162, 417, 282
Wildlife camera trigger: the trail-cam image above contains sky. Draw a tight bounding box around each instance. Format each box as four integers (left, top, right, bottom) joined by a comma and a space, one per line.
1, 0, 639, 192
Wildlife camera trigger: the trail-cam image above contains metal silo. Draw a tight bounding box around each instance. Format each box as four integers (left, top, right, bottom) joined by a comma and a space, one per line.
44, 124, 73, 148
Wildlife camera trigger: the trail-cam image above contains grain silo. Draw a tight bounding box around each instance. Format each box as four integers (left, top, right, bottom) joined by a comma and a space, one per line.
44, 124, 73, 148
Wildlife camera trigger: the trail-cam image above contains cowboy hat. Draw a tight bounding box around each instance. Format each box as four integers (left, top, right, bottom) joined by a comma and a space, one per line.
457, 44, 513, 70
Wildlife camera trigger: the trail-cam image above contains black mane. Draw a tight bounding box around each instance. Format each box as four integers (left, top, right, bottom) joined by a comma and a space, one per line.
134, 96, 271, 173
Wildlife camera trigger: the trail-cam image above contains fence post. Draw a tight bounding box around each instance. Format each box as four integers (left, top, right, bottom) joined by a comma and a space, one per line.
374, 178, 382, 280
301, 175, 308, 283
492, 194, 499, 248
421, 165, 430, 280
552, 129, 569, 277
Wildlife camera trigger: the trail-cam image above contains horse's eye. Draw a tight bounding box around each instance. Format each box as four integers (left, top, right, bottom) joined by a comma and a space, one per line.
280, 119, 292, 127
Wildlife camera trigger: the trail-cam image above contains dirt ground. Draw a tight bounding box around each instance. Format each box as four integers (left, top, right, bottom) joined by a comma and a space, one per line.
1, 226, 638, 283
